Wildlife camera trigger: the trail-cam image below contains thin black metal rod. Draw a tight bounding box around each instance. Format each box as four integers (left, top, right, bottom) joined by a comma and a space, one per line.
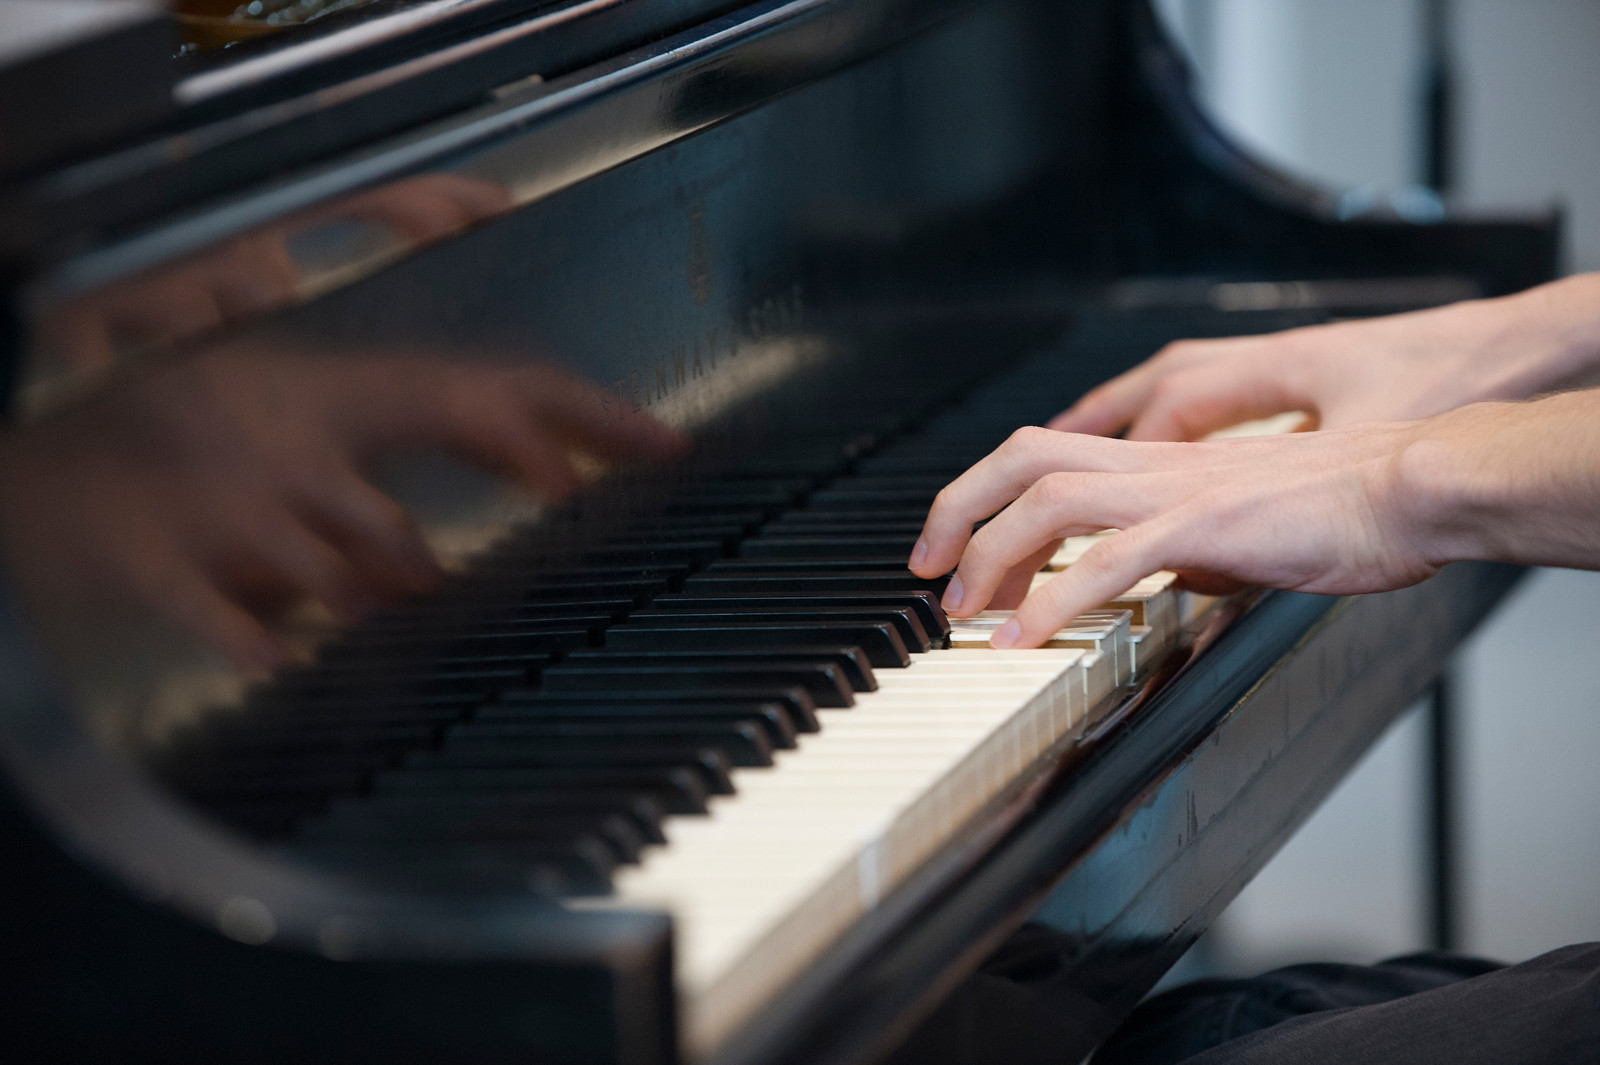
1420, 0, 1455, 193
1426, 670, 1459, 952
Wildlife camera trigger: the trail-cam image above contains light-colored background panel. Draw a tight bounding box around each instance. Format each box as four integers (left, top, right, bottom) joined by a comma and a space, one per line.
1150, 0, 1600, 969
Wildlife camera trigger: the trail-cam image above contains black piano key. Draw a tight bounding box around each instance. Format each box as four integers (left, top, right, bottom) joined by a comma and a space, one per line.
237, 691, 481, 724
739, 536, 920, 560
445, 719, 774, 767
321, 632, 590, 665
831, 474, 956, 489
518, 580, 666, 603
706, 557, 919, 573
543, 540, 728, 569
661, 489, 800, 517
170, 765, 370, 800
566, 646, 876, 692
475, 697, 799, 746
539, 661, 854, 709
172, 719, 441, 753
806, 487, 938, 509
290, 837, 617, 895
270, 667, 528, 699
305, 794, 667, 847
603, 622, 911, 668
627, 605, 931, 652
761, 521, 927, 536
187, 701, 470, 731
491, 689, 820, 734
355, 603, 631, 630
507, 679, 817, 727
773, 508, 933, 525
163, 723, 437, 763
303, 652, 559, 683
433, 729, 772, 769
467, 563, 690, 587
405, 744, 737, 795
682, 572, 949, 598
854, 454, 977, 472
618, 511, 767, 536
455, 571, 679, 599
657, 592, 948, 638
371, 765, 711, 815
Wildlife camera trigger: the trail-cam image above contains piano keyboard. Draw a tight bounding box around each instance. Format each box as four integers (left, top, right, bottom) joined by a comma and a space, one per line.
151, 354, 1214, 1059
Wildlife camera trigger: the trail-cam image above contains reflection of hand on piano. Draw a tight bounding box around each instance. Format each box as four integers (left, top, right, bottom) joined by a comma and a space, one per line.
34, 175, 512, 377
0, 344, 686, 673
1047, 273, 1600, 442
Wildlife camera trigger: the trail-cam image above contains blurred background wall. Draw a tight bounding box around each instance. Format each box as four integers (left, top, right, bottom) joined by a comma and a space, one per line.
1150, 0, 1600, 975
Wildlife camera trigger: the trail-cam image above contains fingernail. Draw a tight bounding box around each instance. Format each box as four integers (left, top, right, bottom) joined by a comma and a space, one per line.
910, 539, 928, 569
990, 619, 1022, 649
942, 575, 964, 613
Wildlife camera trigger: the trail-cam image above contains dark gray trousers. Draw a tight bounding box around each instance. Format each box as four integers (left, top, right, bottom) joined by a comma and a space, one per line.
1095, 943, 1600, 1065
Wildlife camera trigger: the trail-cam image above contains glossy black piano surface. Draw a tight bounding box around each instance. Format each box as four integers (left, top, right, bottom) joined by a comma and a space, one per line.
0, 1, 1558, 1063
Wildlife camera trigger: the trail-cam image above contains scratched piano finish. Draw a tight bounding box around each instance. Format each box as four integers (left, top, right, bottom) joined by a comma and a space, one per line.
0, 0, 1558, 1062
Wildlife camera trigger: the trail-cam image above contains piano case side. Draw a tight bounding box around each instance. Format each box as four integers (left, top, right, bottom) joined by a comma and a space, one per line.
1109, 0, 1561, 296
0, 584, 676, 1065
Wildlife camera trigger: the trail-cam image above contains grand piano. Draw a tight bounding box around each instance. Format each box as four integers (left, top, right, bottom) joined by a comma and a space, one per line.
0, 1, 1559, 1063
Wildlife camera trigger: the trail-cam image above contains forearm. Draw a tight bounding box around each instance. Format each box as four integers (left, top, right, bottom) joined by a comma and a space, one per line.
1459, 273, 1600, 400
1403, 388, 1600, 571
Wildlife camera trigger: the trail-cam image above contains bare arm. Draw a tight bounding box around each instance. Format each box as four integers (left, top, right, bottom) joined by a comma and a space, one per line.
910, 390, 1600, 648
1050, 274, 1600, 440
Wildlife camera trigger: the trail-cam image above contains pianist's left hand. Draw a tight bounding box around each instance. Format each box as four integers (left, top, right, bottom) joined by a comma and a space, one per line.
910, 390, 1600, 648
0, 344, 686, 674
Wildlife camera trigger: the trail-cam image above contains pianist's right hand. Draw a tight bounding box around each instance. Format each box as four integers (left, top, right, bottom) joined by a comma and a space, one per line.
1048, 272, 1600, 441
914, 388, 1600, 649
0, 345, 686, 674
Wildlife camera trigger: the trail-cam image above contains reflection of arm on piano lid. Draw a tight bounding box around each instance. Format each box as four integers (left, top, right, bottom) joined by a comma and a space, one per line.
30, 175, 512, 387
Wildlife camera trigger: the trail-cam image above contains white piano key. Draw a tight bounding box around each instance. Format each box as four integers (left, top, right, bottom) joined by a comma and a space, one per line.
599, 642, 1089, 1053
585, 557, 1202, 1055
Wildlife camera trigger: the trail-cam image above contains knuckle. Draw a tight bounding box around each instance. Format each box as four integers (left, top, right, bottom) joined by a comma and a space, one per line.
960, 530, 996, 571
1072, 539, 1127, 581
1147, 376, 1187, 410
1003, 424, 1055, 458
1029, 471, 1081, 511
927, 483, 967, 525
1153, 340, 1192, 363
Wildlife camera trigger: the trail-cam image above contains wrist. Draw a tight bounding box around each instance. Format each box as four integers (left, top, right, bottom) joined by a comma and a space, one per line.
1392, 391, 1600, 570
1483, 274, 1600, 394
1389, 404, 1523, 567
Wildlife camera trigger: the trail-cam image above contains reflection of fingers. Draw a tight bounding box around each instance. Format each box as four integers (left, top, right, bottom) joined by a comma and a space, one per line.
298, 467, 444, 597
447, 391, 584, 499
209, 235, 301, 320
995, 523, 1172, 648
237, 515, 377, 623
159, 561, 288, 676
105, 280, 225, 351
943, 470, 1157, 616
519, 367, 688, 461
345, 175, 512, 244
